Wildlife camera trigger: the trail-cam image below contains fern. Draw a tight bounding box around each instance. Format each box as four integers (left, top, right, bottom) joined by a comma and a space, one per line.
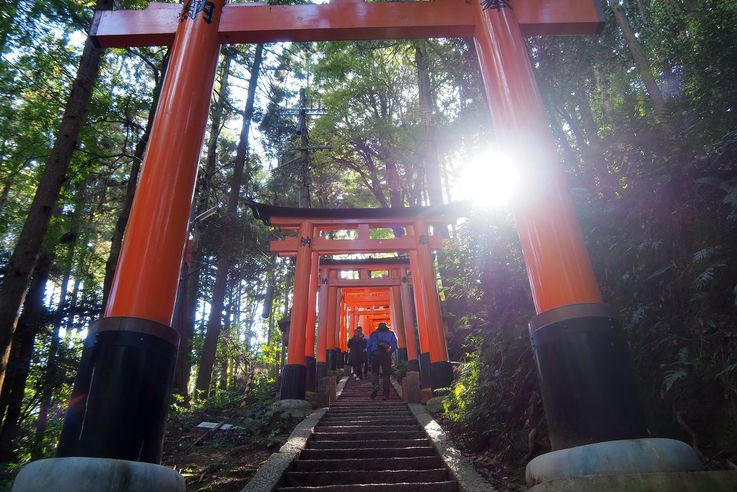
664, 368, 688, 392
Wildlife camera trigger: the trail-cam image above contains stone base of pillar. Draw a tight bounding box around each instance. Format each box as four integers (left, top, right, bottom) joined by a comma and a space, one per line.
530, 303, 648, 450
326, 349, 337, 370
335, 349, 345, 368
419, 352, 431, 388
316, 361, 327, 380
528, 470, 737, 491
402, 371, 421, 403
57, 317, 178, 463
304, 356, 316, 392
406, 359, 419, 372
397, 348, 408, 362
317, 375, 337, 407
12, 457, 185, 492
280, 364, 306, 400
430, 361, 453, 389
526, 438, 735, 491
526, 438, 701, 487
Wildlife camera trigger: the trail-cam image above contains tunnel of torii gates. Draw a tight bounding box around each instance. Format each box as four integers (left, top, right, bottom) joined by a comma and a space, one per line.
247, 201, 461, 399
46, 0, 649, 471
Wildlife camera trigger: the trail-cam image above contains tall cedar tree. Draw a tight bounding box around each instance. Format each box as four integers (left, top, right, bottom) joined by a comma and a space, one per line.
0, 0, 113, 391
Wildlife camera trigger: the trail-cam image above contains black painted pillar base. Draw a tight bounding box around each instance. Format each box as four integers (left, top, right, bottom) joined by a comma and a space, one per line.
280, 364, 307, 400
316, 361, 328, 380
57, 317, 178, 463
530, 303, 649, 450
407, 359, 420, 372
398, 348, 408, 362
336, 349, 345, 369
430, 361, 453, 389
304, 356, 316, 392
327, 349, 337, 370
419, 352, 432, 388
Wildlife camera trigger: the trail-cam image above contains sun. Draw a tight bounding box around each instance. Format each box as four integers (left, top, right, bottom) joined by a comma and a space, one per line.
459, 150, 519, 209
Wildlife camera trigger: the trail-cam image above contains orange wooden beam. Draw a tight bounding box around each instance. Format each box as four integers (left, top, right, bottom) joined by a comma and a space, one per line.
91, 0, 602, 49
271, 234, 443, 256
328, 278, 400, 288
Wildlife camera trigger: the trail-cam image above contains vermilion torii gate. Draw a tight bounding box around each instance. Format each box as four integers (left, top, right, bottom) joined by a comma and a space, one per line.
321, 260, 428, 381
247, 201, 456, 399
52, 0, 649, 473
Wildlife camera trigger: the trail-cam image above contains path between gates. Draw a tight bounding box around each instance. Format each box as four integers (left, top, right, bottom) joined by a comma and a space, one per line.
244, 377, 493, 491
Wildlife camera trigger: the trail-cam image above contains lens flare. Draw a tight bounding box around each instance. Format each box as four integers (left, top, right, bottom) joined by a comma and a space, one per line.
459, 150, 519, 208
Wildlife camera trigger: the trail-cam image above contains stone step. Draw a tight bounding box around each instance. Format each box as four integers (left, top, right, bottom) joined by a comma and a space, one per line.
301, 447, 436, 460
319, 419, 418, 426
325, 411, 412, 418
312, 430, 427, 440
315, 425, 420, 433
330, 403, 405, 407
285, 469, 450, 486
307, 439, 431, 449
276, 481, 458, 491
291, 456, 443, 472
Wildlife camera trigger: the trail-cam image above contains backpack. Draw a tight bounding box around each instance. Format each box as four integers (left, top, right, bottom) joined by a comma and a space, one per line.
372, 330, 393, 353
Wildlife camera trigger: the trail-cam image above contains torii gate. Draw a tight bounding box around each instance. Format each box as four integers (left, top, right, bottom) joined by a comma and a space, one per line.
319, 258, 420, 368
319, 260, 426, 380
48, 0, 648, 478
248, 201, 457, 399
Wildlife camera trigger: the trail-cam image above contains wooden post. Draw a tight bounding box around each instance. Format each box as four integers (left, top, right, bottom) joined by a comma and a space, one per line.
57, 0, 226, 462
473, 3, 647, 450
390, 272, 408, 362
409, 249, 432, 388
280, 221, 313, 400
400, 273, 420, 371
316, 267, 329, 379
326, 276, 338, 370
304, 252, 319, 392
415, 221, 452, 389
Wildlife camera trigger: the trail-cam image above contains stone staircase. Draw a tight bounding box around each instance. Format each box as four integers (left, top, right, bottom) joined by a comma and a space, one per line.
275, 377, 459, 491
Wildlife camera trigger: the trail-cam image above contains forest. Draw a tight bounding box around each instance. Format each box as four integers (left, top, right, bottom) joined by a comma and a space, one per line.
0, 0, 736, 489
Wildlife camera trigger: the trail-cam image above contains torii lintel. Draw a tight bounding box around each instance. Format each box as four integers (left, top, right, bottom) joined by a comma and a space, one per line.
90, 0, 602, 49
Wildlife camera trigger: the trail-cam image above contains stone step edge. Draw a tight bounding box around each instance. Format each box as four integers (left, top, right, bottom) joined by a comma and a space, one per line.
407, 403, 494, 492
275, 480, 459, 491
242, 407, 328, 492
286, 467, 451, 487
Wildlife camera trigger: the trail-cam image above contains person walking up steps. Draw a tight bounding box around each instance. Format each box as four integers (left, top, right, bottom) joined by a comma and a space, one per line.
348, 326, 367, 379
367, 322, 398, 400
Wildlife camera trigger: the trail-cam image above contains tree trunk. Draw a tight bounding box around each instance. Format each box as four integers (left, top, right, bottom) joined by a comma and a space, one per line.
415, 42, 444, 208
609, 0, 667, 121
32, 242, 75, 459
0, 0, 113, 391
102, 52, 168, 307
0, 254, 51, 463
195, 44, 264, 397
171, 52, 234, 400
298, 88, 312, 208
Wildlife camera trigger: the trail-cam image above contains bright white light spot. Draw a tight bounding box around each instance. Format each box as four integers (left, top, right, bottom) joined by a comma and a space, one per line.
459, 150, 519, 208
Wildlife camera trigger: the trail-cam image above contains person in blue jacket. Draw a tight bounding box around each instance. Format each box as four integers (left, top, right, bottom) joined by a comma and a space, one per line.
367, 322, 398, 400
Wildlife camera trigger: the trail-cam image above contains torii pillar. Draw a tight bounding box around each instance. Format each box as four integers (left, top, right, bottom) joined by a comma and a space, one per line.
325, 274, 338, 370
281, 221, 314, 400
304, 252, 319, 393
472, 0, 648, 452
56, 0, 225, 463
316, 268, 329, 380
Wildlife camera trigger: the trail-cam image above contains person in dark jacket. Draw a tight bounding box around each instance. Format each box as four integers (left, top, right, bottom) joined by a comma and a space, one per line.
347, 326, 367, 379
367, 322, 398, 399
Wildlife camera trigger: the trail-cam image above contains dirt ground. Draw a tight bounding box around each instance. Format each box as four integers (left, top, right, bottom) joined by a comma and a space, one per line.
161, 403, 295, 491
